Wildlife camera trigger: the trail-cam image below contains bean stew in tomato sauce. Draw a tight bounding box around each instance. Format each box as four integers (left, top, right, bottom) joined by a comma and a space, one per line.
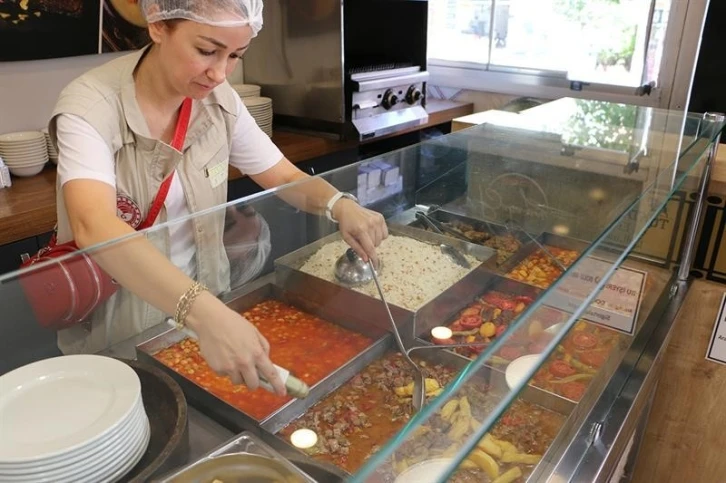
154, 300, 373, 420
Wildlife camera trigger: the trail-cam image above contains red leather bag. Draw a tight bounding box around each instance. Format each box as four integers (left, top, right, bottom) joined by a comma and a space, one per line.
19, 98, 193, 330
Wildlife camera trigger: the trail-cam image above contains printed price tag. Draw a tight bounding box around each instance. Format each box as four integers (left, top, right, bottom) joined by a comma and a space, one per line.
706, 293, 726, 365
546, 257, 647, 335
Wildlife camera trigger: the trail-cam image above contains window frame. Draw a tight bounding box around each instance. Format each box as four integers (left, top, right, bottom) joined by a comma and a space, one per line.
427, 0, 707, 110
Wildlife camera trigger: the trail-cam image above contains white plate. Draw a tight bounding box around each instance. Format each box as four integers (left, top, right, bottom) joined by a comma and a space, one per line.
0, 413, 147, 482
0, 400, 145, 472
243, 97, 272, 108
0, 131, 45, 143
505, 354, 542, 390
0, 355, 141, 463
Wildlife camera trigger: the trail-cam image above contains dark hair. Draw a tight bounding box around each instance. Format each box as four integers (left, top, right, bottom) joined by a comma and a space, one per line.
162, 18, 187, 30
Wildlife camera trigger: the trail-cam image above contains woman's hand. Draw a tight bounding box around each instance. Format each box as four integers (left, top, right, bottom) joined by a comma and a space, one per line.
332, 198, 388, 262
185, 291, 287, 396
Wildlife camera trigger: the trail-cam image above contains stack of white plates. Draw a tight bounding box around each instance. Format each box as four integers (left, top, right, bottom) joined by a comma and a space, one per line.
231, 83, 261, 99
41, 128, 59, 164
0, 131, 48, 177
243, 96, 273, 137
0, 355, 150, 483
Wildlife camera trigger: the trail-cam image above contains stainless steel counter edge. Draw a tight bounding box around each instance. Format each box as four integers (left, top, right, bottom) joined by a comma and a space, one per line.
536, 274, 689, 482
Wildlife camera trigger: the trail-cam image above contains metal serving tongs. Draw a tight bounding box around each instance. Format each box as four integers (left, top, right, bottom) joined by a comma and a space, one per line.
414, 211, 471, 269
335, 248, 426, 412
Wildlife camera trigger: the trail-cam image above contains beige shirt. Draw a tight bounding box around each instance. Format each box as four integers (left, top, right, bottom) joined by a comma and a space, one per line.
49, 47, 240, 354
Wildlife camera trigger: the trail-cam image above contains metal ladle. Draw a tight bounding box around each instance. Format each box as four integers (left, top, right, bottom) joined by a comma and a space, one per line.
335, 248, 426, 411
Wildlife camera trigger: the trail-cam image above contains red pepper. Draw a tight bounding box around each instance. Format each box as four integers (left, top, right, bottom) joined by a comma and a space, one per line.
549, 360, 577, 378
460, 315, 482, 330
571, 332, 598, 350
495, 324, 508, 337
498, 299, 517, 311
515, 295, 534, 305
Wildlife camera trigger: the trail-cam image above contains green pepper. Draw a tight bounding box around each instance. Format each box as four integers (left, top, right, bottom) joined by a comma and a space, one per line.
569, 358, 598, 374
489, 356, 510, 365
550, 373, 594, 384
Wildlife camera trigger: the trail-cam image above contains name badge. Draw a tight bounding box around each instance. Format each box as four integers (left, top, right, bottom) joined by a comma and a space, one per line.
205, 161, 228, 188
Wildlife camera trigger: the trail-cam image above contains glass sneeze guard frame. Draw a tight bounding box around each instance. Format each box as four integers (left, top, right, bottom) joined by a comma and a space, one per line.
349, 108, 726, 482
0, 99, 723, 483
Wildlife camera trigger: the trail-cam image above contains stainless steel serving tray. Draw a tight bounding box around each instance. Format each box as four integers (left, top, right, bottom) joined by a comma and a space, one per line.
273, 225, 497, 339
136, 283, 391, 436
154, 431, 316, 482
413, 271, 543, 340
496, 232, 592, 277
388, 206, 533, 266
263, 340, 576, 480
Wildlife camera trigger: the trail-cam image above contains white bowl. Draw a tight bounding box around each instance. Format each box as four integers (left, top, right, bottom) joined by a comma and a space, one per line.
395, 459, 455, 483
0, 131, 45, 143
505, 354, 542, 390
3, 155, 48, 165
9, 163, 45, 177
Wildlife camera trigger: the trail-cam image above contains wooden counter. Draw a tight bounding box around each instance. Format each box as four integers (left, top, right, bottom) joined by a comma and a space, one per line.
632, 280, 726, 483
0, 100, 472, 246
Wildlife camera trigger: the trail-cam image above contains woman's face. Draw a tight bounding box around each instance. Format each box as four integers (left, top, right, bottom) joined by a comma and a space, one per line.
148, 20, 253, 99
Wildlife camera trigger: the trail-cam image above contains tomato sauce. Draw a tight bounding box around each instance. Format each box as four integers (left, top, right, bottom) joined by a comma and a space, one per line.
532, 321, 623, 402
154, 300, 373, 420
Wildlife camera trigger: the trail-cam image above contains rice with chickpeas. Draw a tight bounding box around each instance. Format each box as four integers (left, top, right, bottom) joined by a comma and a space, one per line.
298, 235, 478, 310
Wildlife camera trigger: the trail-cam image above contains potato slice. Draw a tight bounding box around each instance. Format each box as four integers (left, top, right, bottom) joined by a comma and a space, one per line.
468, 449, 499, 479
425, 378, 440, 394
447, 416, 470, 441
459, 459, 478, 470
492, 467, 523, 483
440, 400, 459, 421
477, 434, 503, 459
493, 438, 519, 455
501, 452, 542, 465
394, 382, 414, 397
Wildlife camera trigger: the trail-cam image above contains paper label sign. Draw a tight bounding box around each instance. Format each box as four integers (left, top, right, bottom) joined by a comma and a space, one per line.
706, 293, 726, 365
546, 257, 647, 335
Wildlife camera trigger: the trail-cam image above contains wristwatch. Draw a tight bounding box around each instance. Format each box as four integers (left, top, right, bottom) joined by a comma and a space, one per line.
325, 192, 358, 223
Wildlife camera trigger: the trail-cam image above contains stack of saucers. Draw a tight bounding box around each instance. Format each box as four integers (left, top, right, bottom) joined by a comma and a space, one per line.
0, 355, 150, 483
242, 96, 273, 137
41, 128, 59, 164
0, 131, 48, 177
231, 83, 261, 99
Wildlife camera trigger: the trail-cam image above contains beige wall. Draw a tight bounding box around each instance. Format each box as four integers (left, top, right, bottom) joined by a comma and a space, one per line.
0, 53, 245, 135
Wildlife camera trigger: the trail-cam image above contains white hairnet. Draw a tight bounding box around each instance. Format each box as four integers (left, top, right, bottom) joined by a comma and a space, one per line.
141, 0, 264, 35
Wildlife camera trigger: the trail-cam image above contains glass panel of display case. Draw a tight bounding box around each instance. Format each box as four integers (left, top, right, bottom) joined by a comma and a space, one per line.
0, 99, 723, 483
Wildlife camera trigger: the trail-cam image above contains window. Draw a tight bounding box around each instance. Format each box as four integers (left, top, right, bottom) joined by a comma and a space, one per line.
428, 0, 682, 104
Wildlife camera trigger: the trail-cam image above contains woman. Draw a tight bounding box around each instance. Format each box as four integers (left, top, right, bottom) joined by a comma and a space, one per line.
50, 0, 387, 395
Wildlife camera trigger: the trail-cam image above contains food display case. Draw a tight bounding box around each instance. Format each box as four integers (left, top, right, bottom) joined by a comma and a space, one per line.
1, 98, 724, 483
